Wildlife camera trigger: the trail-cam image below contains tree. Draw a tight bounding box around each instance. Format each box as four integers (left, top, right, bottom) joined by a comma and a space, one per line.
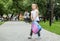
0, 3, 4, 16
0, 0, 13, 15
54, 0, 60, 21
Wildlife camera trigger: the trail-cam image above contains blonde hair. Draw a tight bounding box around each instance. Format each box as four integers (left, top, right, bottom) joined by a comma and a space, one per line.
32, 3, 39, 10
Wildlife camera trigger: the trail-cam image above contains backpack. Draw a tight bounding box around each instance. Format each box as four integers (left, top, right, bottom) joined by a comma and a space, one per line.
31, 21, 42, 34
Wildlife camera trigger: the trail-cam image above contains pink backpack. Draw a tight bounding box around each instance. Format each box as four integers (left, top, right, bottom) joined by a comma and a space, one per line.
31, 22, 39, 34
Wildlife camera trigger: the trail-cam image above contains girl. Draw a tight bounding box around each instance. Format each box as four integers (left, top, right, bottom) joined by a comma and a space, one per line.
28, 4, 41, 39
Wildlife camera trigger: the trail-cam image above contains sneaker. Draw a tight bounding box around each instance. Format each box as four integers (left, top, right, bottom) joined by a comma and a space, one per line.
28, 36, 32, 39
38, 36, 41, 39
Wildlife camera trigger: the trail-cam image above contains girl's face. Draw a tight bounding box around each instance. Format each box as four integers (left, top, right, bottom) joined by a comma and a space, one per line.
32, 4, 37, 10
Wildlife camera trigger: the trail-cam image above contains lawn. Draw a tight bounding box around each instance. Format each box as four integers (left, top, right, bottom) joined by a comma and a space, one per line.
40, 21, 60, 35
0, 22, 4, 25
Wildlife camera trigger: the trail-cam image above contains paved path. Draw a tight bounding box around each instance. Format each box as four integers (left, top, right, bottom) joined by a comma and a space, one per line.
0, 21, 60, 41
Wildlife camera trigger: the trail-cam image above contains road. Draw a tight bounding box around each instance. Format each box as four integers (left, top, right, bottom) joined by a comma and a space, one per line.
0, 21, 60, 41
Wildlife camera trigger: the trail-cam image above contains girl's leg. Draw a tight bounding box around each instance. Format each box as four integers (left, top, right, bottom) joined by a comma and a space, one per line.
28, 29, 33, 39
37, 30, 40, 37
37, 21, 41, 37
30, 29, 33, 36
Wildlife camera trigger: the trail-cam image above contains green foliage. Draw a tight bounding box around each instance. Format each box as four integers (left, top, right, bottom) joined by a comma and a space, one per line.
0, 22, 4, 25
0, 0, 13, 15
40, 21, 60, 35
0, 3, 4, 15
0, 0, 47, 15
0, 0, 60, 17
54, 5, 60, 17
54, 0, 60, 17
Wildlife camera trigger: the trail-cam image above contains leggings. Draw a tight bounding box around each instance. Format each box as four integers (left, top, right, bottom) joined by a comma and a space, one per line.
30, 21, 40, 37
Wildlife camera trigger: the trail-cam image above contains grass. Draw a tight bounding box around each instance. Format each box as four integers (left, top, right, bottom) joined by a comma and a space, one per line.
0, 22, 4, 25
40, 21, 60, 35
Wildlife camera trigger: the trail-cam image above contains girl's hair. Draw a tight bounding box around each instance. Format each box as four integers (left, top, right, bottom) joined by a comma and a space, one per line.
32, 3, 39, 10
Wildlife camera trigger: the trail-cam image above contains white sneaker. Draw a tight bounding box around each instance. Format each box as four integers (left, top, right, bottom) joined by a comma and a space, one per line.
38, 36, 41, 39
28, 36, 32, 39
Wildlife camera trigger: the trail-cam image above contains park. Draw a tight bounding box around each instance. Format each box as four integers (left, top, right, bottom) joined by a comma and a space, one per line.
0, 0, 60, 41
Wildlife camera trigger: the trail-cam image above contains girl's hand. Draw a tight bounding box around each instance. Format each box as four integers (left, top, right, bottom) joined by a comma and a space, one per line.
32, 18, 35, 21
31, 18, 33, 21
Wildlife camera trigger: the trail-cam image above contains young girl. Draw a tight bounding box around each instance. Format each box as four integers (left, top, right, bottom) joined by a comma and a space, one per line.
28, 4, 40, 39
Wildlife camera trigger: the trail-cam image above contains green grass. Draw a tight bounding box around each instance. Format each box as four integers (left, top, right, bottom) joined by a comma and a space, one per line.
0, 22, 4, 25
40, 21, 60, 35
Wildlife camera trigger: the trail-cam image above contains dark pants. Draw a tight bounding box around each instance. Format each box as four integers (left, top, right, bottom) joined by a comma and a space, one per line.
30, 21, 40, 37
